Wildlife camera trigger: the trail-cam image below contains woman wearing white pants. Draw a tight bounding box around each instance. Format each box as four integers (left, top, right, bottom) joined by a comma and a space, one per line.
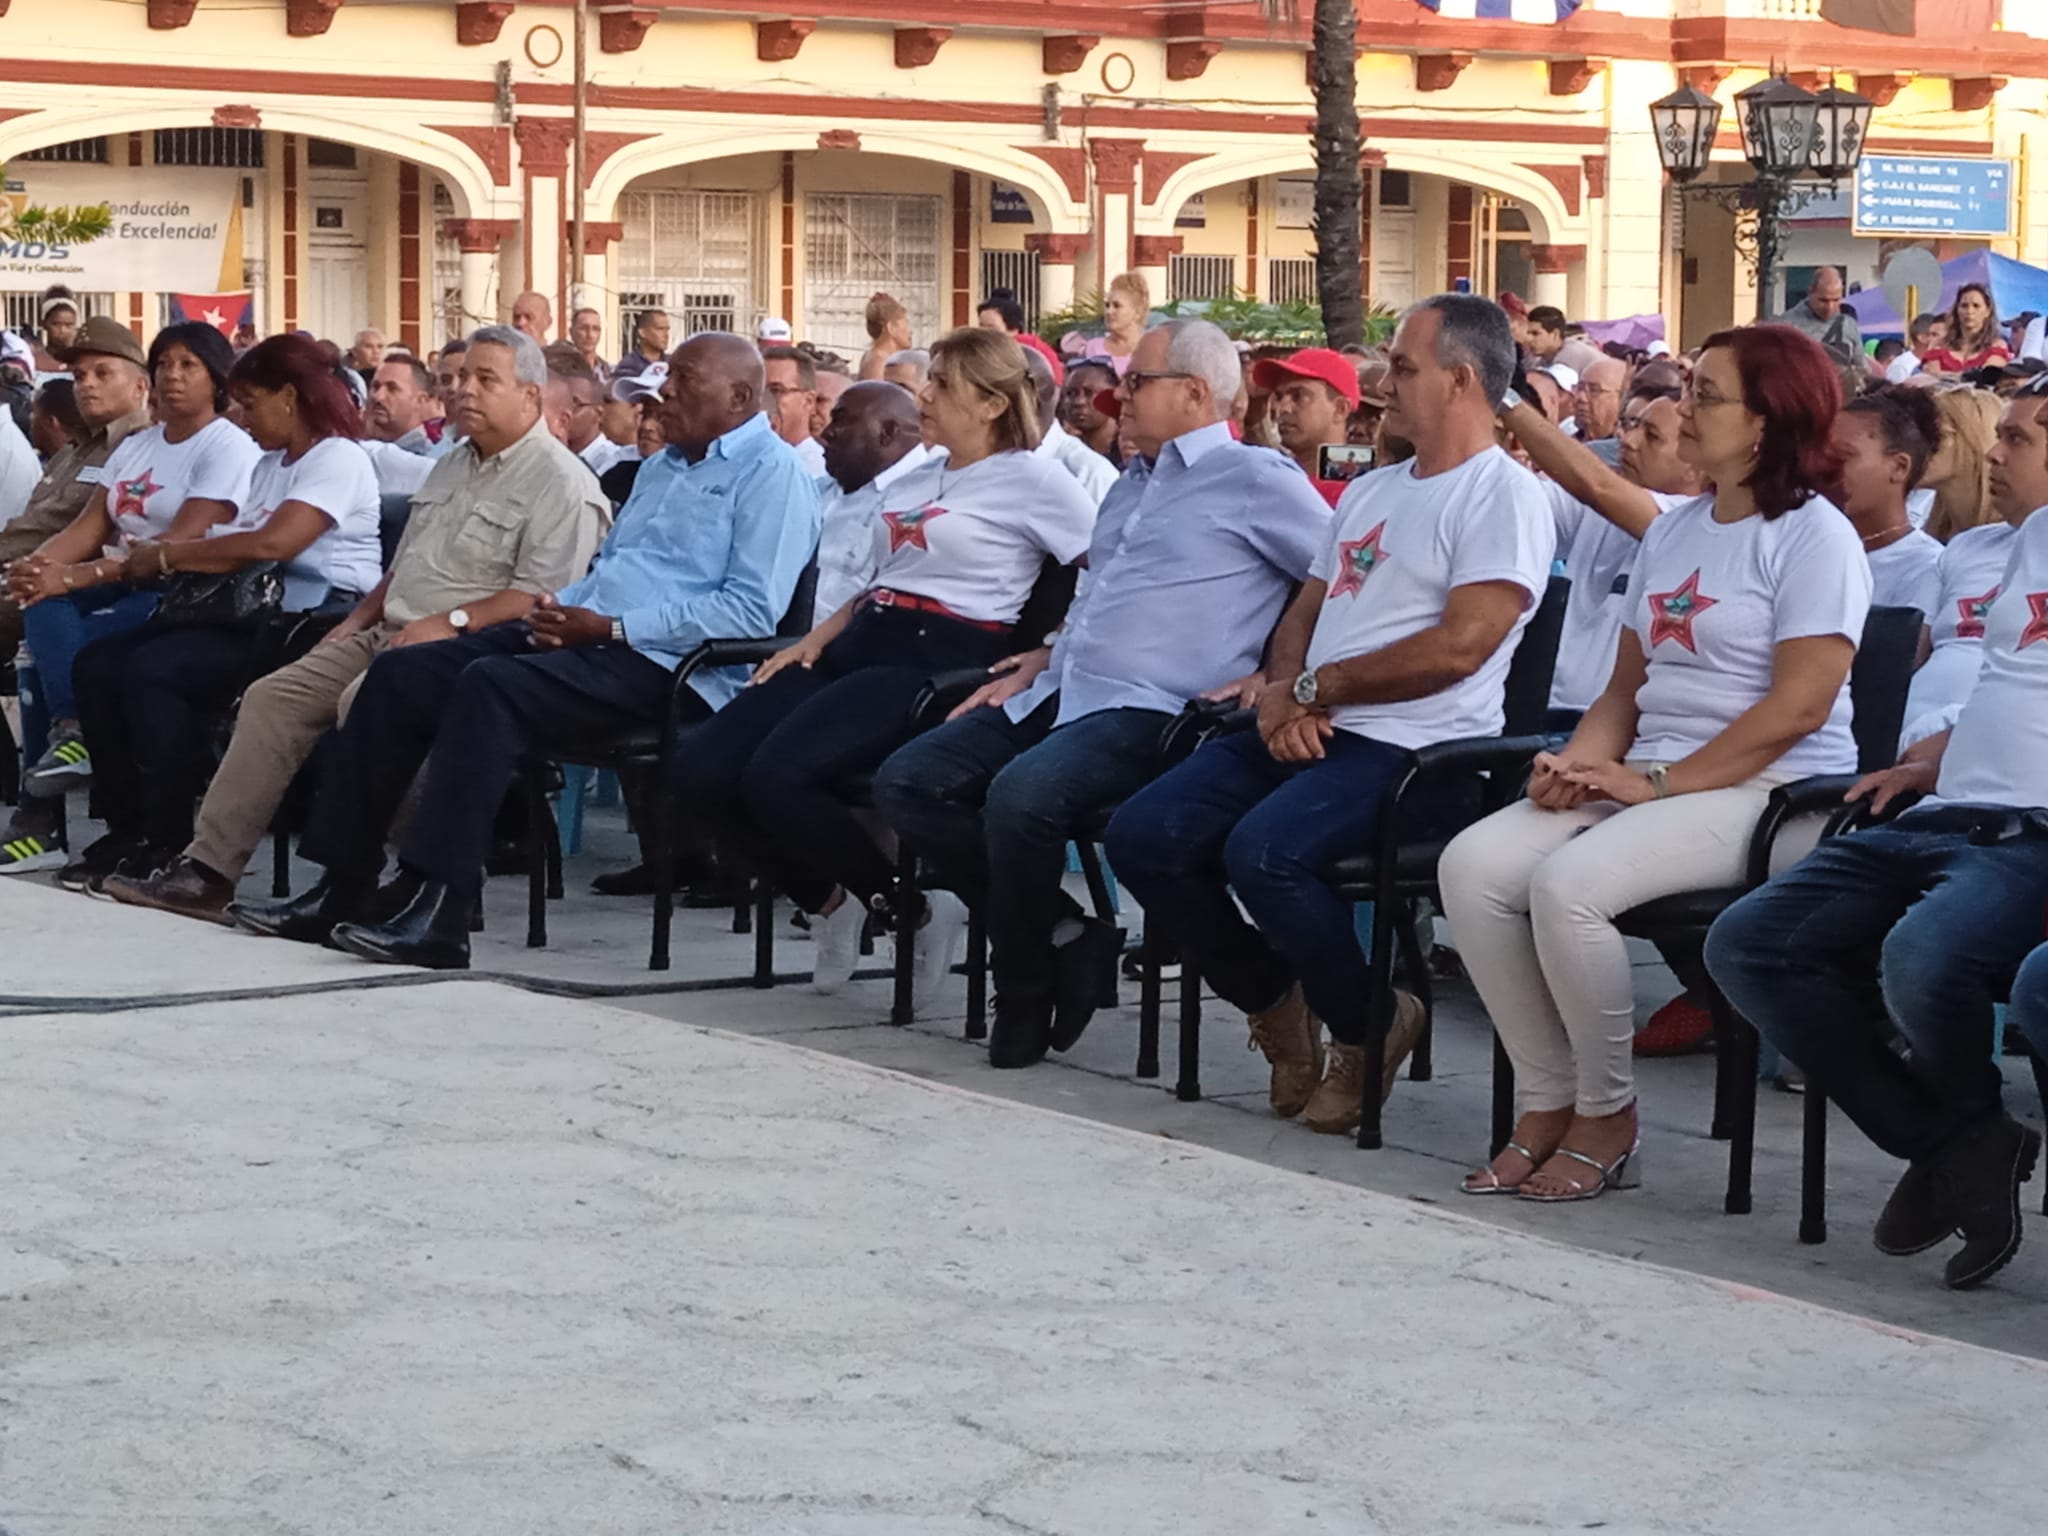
1440, 325, 1871, 1202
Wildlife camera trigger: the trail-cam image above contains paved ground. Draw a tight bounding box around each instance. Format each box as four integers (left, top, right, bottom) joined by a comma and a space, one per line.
5, 802, 2048, 1532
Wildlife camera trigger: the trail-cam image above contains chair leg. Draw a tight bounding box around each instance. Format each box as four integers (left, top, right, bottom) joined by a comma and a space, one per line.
1707, 986, 1736, 1142
271, 827, 291, 898
523, 767, 549, 950
1356, 897, 1399, 1150
751, 877, 775, 988
733, 857, 752, 934
890, 847, 918, 1026
1400, 899, 1434, 1082
1799, 1089, 1829, 1244
1075, 839, 1115, 921
1490, 1032, 1515, 1159
1140, 928, 1164, 1081
1720, 995, 1757, 1217
1174, 959, 1202, 1102
544, 800, 564, 901
649, 789, 676, 973
964, 906, 988, 1042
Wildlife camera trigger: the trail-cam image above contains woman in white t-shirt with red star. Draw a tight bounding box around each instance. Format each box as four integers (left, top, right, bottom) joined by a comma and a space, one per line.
1441, 324, 1872, 1203
670, 327, 1097, 992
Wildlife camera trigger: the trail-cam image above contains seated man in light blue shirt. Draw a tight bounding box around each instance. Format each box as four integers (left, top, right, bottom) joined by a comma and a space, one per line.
234, 333, 820, 969
873, 320, 1332, 1068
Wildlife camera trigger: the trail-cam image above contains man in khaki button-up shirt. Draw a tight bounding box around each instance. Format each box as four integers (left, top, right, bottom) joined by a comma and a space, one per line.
107, 326, 607, 921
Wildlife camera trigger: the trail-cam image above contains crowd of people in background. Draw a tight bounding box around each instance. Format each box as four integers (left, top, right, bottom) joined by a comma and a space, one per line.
1, 260, 2046, 1294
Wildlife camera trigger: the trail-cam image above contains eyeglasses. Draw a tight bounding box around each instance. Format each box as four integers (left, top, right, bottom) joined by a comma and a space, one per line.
1684, 384, 1741, 410
1119, 369, 1194, 393
1573, 382, 1618, 399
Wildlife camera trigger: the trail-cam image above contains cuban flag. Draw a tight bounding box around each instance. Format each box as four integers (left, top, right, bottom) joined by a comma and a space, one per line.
1417, 0, 1581, 18
169, 291, 253, 338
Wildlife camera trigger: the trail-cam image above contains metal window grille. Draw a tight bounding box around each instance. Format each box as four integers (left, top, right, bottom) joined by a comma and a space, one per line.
16, 138, 108, 163
978, 249, 1041, 329
1, 292, 115, 332
1267, 258, 1318, 305
1167, 254, 1236, 302
432, 182, 464, 339
804, 192, 941, 353
153, 128, 265, 168
619, 188, 760, 338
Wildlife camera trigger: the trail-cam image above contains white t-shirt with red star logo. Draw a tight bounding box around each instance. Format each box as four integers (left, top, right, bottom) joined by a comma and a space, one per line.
1933, 508, 2048, 808
866, 447, 1097, 624
1624, 492, 1870, 778
1305, 444, 1555, 749
221, 437, 385, 606
97, 417, 260, 549
1900, 519, 2018, 746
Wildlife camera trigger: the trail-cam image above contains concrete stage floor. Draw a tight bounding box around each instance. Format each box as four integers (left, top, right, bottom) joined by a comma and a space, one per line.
2, 870, 2045, 1535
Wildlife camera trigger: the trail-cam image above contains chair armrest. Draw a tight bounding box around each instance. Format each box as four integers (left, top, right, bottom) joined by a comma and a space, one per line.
1742, 773, 1911, 887
1765, 774, 1859, 820
910, 666, 999, 730
1407, 734, 1551, 778
662, 636, 797, 748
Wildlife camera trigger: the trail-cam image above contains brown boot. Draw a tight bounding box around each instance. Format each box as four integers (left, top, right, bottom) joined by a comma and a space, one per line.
1246, 984, 1324, 1118
102, 855, 236, 925
1305, 990, 1426, 1135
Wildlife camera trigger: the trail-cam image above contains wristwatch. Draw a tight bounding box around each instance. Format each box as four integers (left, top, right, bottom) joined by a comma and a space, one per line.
1647, 764, 1671, 799
1499, 387, 1524, 413
610, 617, 627, 644
448, 607, 471, 632
1292, 668, 1320, 707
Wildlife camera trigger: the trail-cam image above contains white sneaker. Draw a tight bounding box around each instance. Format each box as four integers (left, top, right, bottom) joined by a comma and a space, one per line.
811, 896, 867, 994
913, 890, 969, 1013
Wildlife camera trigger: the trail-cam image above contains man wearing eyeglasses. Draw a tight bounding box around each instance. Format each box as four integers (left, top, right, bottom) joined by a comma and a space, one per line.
543, 354, 631, 479
763, 344, 827, 475
1571, 356, 1628, 445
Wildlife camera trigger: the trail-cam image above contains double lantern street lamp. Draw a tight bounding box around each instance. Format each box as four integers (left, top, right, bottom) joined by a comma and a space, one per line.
1648, 75, 1874, 322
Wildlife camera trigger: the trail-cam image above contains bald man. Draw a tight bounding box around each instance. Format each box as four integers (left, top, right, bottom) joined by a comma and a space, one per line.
813, 379, 930, 624
1571, 355, 1628, 444
1779, 265, 1861, 358
236, 331, 824, 969
511, 290, 553, 343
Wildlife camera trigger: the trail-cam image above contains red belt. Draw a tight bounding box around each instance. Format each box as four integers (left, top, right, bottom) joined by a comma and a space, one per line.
860, 587, 1010, 633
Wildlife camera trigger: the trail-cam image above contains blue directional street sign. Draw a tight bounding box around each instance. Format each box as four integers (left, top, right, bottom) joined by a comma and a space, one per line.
1853, 155, 2014, 238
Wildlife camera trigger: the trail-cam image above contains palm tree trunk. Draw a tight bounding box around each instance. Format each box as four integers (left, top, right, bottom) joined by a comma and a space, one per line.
1308, 0, 1364, 348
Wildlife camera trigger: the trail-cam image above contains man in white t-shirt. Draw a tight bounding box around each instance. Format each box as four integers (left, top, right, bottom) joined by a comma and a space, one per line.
1021, 346, 1118, 505
1707, 385, 2048, 1293
1106, 295, 1556, 1136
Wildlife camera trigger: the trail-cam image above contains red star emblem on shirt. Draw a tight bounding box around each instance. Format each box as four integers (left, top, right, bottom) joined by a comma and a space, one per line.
1955, 586, 2000, 640
1325, 522, 1387, 600
111, 468, 163, 523
882, 503, 948, 553
1646, 569, 1718, 653
2019, 593, 2048, 649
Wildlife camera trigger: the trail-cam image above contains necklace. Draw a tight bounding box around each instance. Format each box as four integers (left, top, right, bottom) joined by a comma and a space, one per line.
1861, 523, 1910, 547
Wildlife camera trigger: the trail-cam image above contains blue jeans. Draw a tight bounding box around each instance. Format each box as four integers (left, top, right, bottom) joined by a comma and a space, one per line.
1105, 728, 1423, 1046
873, 696, 1169, 1004
17, 585, 159, 760
2009, 943, 2048, 1065
1705, 806, 2048, 1163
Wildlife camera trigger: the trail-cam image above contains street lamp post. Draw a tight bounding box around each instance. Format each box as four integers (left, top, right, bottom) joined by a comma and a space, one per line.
1648, 74, 1873, 323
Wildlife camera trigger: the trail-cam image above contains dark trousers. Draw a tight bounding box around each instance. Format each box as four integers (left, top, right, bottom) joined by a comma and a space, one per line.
668, 607, 1011, 913
1705, 807, 2048, 1163
73, 620, 253, 850
300, 625, 691, 893
1105, 728, 1420, 1046
872, 696, 1168, 1005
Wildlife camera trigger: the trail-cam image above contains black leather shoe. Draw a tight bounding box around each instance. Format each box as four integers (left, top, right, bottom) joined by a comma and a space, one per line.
1050, 918, 1125, 1053
329, 880, 473, 970
988, 994, 1054, 1070
232, 872, 375, 944
1937, 1116, 2042, 1291
1873, 1161, 1953, 1256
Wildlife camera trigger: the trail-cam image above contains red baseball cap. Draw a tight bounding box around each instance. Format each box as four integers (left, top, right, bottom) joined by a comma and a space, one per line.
1251, 347, 1361, 408
1016, 332, 1064, 386
1093, 385, 1122, 419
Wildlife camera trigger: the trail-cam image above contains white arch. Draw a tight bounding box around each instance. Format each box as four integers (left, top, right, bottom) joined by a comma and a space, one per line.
0, 104, 495, 218
589, 125, 1086, 230
1143, 144, 1572, 245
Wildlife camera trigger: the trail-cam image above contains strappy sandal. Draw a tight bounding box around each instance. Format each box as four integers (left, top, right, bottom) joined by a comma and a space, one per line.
1461, 1141, 1542, 1196
1516, 1140, 1643, 1203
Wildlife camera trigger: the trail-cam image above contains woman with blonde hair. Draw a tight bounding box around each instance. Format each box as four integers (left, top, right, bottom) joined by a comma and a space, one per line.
1919, 386, 2001, 543
859, 292, 914, 381
669, 327, 1098, 990
1079, 272, 1151, 377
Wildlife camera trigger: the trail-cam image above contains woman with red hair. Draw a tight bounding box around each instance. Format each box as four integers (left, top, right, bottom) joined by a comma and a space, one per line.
1440, 323, 1872, 1201
61, 334, 383, 892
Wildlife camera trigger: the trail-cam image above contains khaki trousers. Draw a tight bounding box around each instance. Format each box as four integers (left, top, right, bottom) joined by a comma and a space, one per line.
186, 625, 392, 882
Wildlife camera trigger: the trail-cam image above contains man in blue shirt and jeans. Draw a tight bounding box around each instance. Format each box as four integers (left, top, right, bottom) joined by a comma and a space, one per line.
234, 333, 820, 967
874, 319, 1331, 1068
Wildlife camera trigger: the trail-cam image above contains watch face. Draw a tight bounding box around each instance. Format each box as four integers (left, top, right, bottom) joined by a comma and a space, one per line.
1293, 671, 1317, 705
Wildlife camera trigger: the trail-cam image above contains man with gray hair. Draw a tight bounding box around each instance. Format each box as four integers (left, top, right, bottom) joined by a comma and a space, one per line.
883, 348, 930, 393
106, 323, 610, 923
1105, 294, 1557, 1137
875, 318, 1333, 1066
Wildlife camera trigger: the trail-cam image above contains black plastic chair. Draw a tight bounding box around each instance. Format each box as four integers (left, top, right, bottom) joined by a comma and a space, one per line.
1576, 604, 1925, 1228
520, 560, 819, 970
377, 492, 415, 570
